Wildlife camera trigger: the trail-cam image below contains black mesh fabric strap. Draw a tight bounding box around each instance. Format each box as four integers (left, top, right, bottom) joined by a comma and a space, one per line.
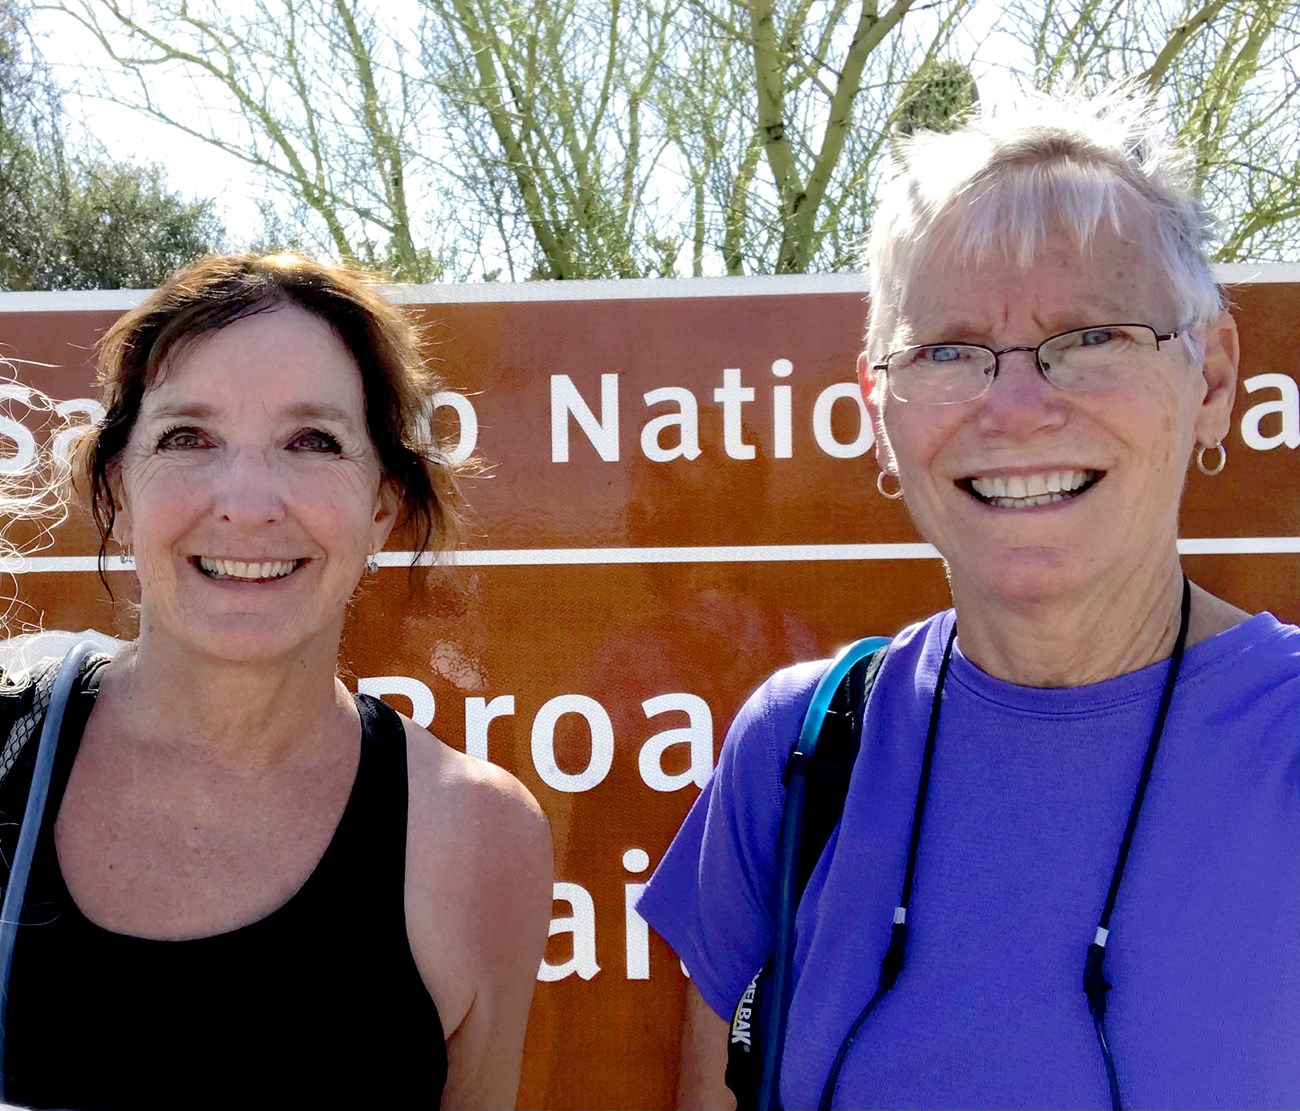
0, 660, 61, 786
0, 654, 114, 790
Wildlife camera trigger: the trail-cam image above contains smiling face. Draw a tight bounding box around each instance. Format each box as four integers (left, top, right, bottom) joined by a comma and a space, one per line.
112, 305, 396, 666
859, 220, 1238, 611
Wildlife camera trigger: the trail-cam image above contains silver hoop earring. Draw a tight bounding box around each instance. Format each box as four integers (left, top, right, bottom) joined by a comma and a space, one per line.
117, 545, 134, 566
366, 553, 380, 574
1196, 441, 1226, 476
876, 470, 904, 500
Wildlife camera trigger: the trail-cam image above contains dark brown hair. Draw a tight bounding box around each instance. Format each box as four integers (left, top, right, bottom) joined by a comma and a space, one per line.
76, 252, 462, 576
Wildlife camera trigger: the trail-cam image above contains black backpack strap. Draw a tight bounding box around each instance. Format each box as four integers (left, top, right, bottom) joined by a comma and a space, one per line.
0, 658, 63, 787
795, 648, 887, 895
726, 646, 888, 1110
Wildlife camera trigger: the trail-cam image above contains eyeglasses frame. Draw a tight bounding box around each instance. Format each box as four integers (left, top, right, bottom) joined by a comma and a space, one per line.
870, 323, 1188, 404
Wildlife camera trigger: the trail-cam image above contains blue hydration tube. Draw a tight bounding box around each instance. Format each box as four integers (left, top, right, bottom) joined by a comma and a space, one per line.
758, 635, 891, 1111
0, 640, 98, 1098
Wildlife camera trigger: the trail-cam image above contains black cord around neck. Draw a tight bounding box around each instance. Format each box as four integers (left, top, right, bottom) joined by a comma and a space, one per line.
817, 623, 956, 1111
1084, 575, 1191, 1110
818, 580, 1191, 1111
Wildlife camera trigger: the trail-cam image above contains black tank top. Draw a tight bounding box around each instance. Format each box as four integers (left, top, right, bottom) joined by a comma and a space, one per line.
2, 674, 447, 1110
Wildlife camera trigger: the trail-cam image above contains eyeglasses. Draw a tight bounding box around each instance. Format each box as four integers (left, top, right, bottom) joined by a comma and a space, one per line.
872, 323, 1187, 405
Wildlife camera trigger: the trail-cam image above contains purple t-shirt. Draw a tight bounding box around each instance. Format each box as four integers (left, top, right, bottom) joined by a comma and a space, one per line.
638, 610, 1300, 1109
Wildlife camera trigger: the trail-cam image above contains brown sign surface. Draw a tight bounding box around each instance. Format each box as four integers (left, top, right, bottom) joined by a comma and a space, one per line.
2, 270, 1298, 1108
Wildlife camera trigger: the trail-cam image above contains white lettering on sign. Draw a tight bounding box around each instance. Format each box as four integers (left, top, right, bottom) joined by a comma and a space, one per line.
363, 680, 717, 794
641, 386, 702, 462
52, 398, 105, 462
0, 385, 37, 475
425, 391, 479, 465
623, 848, 651, 980
1240, 373, 1300, 451
552, 373, 620, 462
464, 694, 516, 761
637, 693, 714, 792
550, 362, 873, 463
772, 358, 794, 459
357, 675, 435, 727
714, 367, 757, 460
539, 882, 600, 982
531, 694, 616, 792
812, 381, 873, 459
538, 852, 682, 984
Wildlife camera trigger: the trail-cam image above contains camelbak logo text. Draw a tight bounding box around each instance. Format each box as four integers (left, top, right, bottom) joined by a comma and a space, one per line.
730, 978, 758, 1047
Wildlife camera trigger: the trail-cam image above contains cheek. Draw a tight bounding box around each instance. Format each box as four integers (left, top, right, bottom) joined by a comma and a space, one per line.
1133, 378, 1199, 457
285, 466, 384, 527
884, 406, 954, 474
120, 465, 204, 532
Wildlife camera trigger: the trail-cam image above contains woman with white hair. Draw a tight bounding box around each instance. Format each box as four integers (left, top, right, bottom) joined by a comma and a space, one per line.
639, 89, 1300, 1109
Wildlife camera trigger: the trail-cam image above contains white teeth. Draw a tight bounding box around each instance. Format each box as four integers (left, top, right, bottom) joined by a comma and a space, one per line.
969, 469, 1097, 507
198, 557, 299, 581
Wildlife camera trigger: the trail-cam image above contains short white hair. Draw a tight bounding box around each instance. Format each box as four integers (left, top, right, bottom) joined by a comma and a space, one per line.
863, 85, 1224, 363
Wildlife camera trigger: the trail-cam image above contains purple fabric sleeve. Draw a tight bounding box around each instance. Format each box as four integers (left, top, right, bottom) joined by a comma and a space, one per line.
637, 659, 825, 1019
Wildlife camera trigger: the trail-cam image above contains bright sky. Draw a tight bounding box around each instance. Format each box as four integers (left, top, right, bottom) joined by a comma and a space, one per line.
30, 0, 1030, 257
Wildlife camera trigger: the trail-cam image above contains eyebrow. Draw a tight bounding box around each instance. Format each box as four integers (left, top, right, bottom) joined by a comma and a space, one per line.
142, 402, 216, 423
914, 306, 1142, 344
282, 402, 363, 425
142, 401, 363, 425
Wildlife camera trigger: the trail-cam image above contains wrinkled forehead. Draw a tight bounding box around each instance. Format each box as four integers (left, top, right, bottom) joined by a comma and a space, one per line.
136, 305, 366, 419
902, 221, 1173, 339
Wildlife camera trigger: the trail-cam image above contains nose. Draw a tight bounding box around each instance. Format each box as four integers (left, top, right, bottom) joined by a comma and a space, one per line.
213, 449, 287, 525
977, 348, 1067, 437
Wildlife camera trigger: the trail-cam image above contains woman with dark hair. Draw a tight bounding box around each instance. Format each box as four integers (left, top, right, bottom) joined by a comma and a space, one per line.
0, 253, 553, 1110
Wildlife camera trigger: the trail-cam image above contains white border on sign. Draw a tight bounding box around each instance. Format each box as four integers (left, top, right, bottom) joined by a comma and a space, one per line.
0, 264, 1296, 313
7, 536, 1299, 573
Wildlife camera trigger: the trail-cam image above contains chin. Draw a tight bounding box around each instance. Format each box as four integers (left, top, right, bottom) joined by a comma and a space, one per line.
179, 624, 326, 667
951, 547, 1090, 607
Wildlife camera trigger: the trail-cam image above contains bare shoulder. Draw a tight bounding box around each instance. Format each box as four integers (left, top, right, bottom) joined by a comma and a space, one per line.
401, 715, 551, 869
398, 715, 553, 1107
401, 719, 553, 925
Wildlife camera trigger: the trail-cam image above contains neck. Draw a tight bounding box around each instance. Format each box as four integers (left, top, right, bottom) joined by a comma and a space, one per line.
95, 636, 355, 773
950, 555, 1243, 687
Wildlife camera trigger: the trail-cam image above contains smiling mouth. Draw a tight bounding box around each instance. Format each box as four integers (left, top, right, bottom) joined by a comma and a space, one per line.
963, 468, 1101, 509
194, 557, 305, 582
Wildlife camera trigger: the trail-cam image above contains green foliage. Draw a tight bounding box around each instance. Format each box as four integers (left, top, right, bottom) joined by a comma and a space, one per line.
0, 157, 225, 290
25, 0, 1300, 279
893, 59, 979, 139
0, 0, 223, 290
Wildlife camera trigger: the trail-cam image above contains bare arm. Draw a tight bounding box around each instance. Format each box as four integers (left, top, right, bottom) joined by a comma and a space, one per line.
402, 721, 554, 1110
438, 782, 553, 1110
677, 981, 735, 1111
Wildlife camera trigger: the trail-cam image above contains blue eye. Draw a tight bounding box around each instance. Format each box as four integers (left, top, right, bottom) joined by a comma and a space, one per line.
1079, 328, 1121, 347
920, 345, 965, 363
155, 425, 209, 451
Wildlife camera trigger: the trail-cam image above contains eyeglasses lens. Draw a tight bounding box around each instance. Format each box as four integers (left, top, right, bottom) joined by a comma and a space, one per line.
888, 345, 993, 404
1039, 325, 1159, 392
888, 325, 1162, 404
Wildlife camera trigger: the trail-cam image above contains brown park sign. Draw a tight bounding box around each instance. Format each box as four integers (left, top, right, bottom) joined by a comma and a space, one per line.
2, 268, 1298, 1108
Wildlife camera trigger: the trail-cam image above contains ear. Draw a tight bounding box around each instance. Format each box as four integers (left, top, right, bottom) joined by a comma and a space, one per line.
857, 350, 893, 471
369, 476, 400, 555
1192, 311, 1239, 449
107, 459, 132, 549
